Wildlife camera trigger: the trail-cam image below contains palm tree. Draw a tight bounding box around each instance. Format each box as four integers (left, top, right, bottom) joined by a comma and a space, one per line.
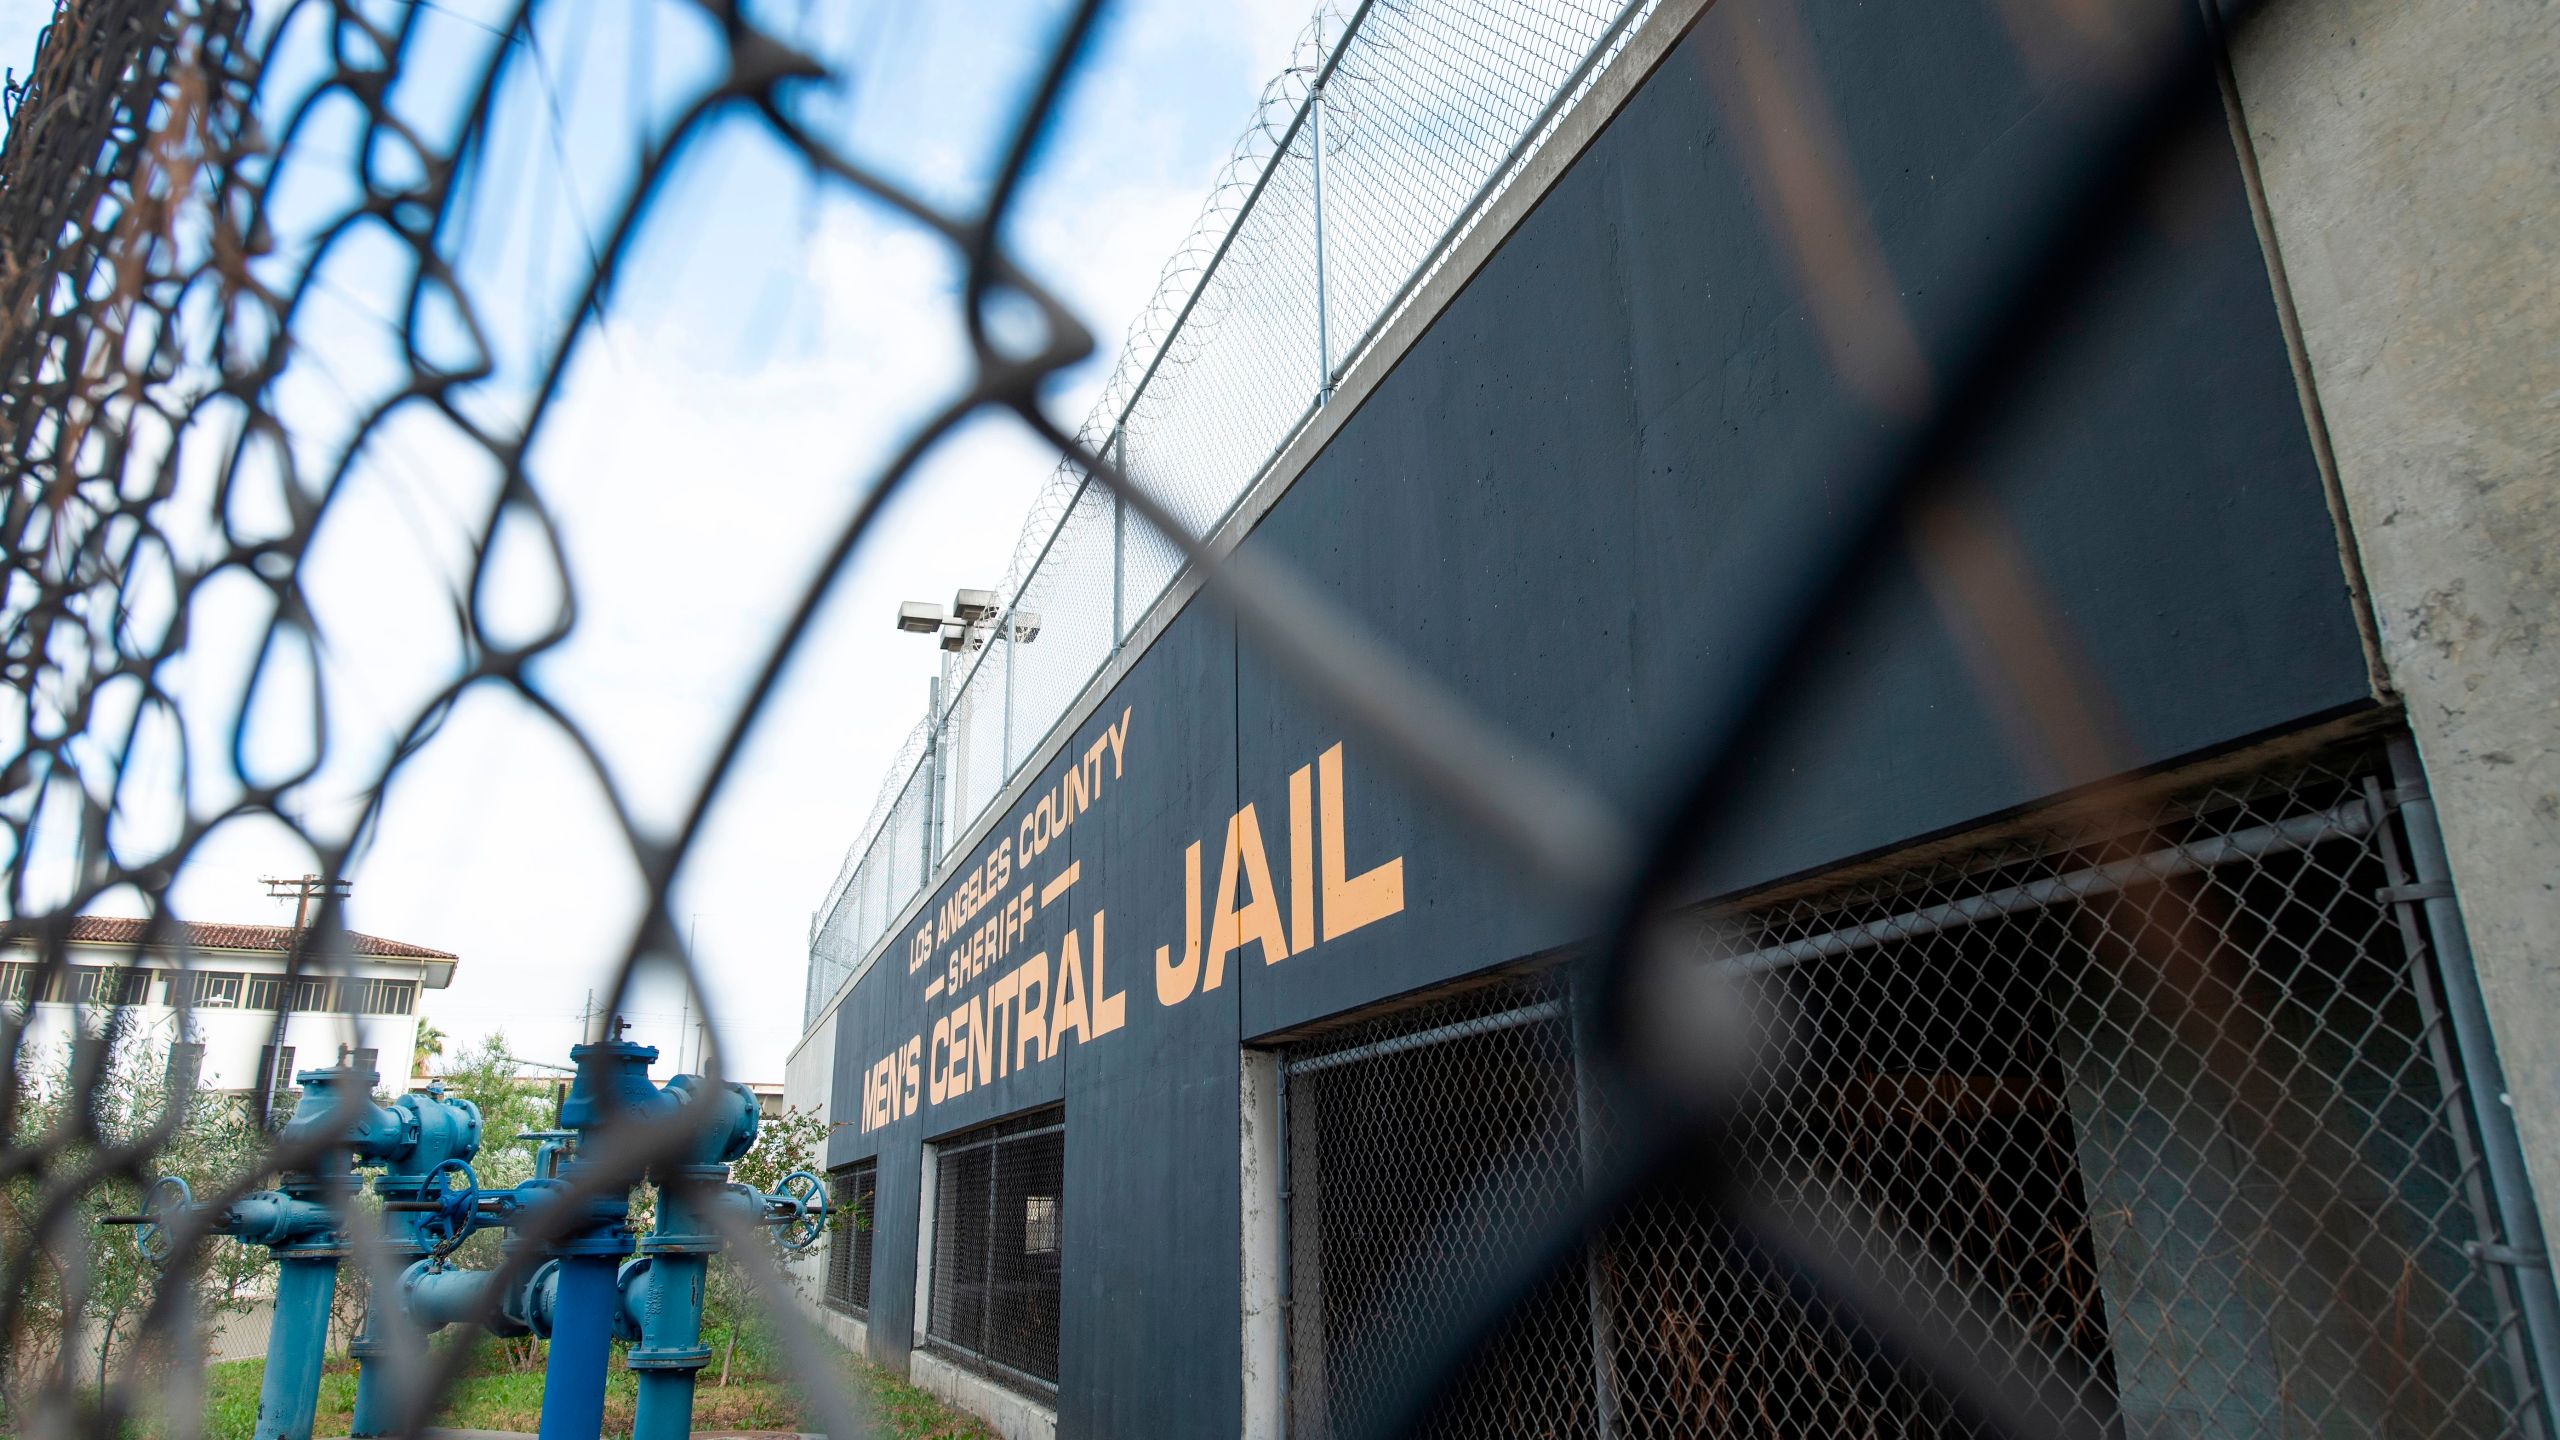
413, 1019, 447, 1077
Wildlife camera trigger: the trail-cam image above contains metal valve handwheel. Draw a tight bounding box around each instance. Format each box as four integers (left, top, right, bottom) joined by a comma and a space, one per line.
418, 1158, 481, 1255
774, 1170, 828, 1251
427, 1158, 479, 1230
134, 1175, 193, 1265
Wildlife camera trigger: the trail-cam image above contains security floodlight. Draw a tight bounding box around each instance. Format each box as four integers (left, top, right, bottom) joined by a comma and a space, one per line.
1011, 610, 1042, 644
939, 619, 970, 653
895, 601, 944, 634
952, 588, 1000, 623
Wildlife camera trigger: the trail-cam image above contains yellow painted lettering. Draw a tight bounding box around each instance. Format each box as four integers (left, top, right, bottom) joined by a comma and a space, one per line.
1320, 742, 1405, 941
1289, 763, 1315, 956
1015, 952, 1050, 1068
928, 1013, 952, 1106
1090, 910, 1125, 1036
988, 970, 1021, 1077
1106, 706, 1132, 778
1155, 840, 1204, 1006
1207, 803, 1290, 989
901, 1035, 922, 1116
1052, 931, 1090, 1049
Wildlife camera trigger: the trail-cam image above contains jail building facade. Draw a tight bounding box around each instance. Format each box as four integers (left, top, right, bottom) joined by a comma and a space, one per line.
787, 0, 2560, 1436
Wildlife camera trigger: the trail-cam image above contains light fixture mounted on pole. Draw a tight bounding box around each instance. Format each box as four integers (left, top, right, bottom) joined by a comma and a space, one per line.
892, 589, 1041, 654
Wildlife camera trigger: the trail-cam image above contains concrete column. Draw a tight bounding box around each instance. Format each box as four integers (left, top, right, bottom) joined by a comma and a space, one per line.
2222, 0, 2560, 1231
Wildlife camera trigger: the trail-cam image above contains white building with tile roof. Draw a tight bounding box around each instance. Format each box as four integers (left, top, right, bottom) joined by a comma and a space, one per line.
1, 916, 458, 1097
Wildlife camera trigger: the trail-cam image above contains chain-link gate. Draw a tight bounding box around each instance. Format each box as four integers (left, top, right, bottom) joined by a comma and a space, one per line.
925, 1108, 1066, 1397
1280, 743, 2543, 1438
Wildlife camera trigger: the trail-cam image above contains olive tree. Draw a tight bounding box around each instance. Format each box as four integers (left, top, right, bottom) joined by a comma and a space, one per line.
2, 1033, 271, 1418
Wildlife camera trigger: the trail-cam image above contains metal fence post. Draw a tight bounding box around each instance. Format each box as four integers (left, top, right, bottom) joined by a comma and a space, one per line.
1110, 427, 1127, 644
1000, 612, 1017, 778
1311, 41, 1332, 407
2387, 736, 2560, 1435
1568, 990, 1622, 1440
924, 677, 944, 865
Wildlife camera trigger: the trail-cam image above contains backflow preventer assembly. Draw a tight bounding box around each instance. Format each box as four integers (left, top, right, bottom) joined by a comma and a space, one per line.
121, 1034, 825, 1440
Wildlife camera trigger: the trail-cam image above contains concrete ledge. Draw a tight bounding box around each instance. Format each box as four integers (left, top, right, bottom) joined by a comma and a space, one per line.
813, 1304, 870, 1360
911, 1348, 1057, 1440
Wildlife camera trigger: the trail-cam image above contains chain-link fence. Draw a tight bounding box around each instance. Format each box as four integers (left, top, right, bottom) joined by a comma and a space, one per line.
805, 0, 1666, 1028
3, 0, 2550, 1433
1280, 745, 2543, 1438
923, 1108, 1064, 1397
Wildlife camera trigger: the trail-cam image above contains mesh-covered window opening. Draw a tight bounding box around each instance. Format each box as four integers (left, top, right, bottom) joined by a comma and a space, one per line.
828, 1158, 879, 1316
927, 1107, 1064, 1394
1283, 749, 2539, 1439
1284, 974, 1603, 1440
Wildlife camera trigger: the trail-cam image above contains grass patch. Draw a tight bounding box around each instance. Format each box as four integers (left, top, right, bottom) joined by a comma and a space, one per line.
183, 1326, 992, 1439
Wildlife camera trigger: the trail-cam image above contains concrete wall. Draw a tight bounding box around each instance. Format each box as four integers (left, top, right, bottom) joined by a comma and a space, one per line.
785, 1002, 837, 1131
2227, 0, 2560, 1228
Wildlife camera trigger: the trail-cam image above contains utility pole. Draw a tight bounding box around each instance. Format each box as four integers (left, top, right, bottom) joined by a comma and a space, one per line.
680, 914, 697, 1071
262, 873, 351, 930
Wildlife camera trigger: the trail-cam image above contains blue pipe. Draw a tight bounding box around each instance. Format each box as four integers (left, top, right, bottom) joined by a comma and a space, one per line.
241, 1064, 382, 1440
350, 1087, 483, 1437
623, 1243, 713, 1440
538, 1254, 621, 1440
623, 1076, 760, 1440
400, 1254, 545, 1337
256, 1256, 340, 1440
524, 1035, 659, 1440
361, 1040, 816, 1440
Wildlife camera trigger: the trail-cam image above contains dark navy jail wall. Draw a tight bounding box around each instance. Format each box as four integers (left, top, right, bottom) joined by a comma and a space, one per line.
821, 0, 2373, 1432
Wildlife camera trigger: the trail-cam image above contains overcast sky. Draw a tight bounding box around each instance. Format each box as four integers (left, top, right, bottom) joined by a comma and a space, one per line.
2, 0, 1319, 1082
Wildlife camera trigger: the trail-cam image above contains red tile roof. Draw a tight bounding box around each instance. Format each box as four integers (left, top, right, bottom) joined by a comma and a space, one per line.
3, 915, 456, 961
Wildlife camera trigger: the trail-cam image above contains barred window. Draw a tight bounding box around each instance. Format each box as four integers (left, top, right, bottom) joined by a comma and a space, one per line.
338, 977, 417, 1014
179, 970, 246, 1008
2, 964, 162, 1007
925, 1107, 1063, 1395
282, 975, 335, 1011
67, 966, 157, 1006
827, 1158, 878, 1315
256, 1045, 297, 1124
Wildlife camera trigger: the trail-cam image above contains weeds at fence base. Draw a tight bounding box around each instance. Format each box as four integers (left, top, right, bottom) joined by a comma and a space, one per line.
180, 1327, 991, 1440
